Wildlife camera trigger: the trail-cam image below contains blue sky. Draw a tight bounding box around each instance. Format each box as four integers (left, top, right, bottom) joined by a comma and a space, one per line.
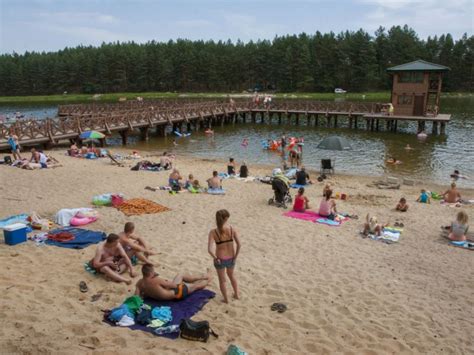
1, 0, 472, 54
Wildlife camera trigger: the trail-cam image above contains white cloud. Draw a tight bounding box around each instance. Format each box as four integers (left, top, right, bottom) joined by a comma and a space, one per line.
37, 11, 119, 25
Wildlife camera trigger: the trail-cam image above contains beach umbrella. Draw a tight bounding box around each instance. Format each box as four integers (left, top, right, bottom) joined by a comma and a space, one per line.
80, 130, 105, 140
317, 136, 352, 151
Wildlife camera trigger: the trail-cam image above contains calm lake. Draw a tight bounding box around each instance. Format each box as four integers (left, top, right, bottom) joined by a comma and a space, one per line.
1, 96, 473, 187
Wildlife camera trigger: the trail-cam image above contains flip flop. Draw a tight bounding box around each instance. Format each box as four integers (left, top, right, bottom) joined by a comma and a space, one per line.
271, 303, 287, 313
79, 281, 88, 293
145, 186, 157, 192
91, 292, 102, 302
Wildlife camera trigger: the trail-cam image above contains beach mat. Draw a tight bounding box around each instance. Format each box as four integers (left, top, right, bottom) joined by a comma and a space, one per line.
283, 210, 346, 226
104, 290, 215, 339
289, 183, 307, 189
117, 198, 170, 216
366, 227, 402, 244
46, 227, 106, 249
440, 229, 474, 250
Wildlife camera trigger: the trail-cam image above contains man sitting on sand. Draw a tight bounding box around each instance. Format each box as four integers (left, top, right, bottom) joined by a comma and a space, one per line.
442, 182, 461, 203
295, 166, 312, 185
90, 233, 136, 284
207, 171, 222, 189
119, 222, 157, 265
160, 152, 173, 170
135, 264, 211, 301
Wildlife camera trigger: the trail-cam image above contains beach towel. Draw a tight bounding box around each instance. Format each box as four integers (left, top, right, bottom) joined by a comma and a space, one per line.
218, 172, 230, 179
449, 241, 474, 250
0, 214, 29, 228
207, 188, 226, 195
46, 227, 106, 249
117, 199, 170, 216
366, 227, 402, 244
104, 290, 215, 339
283, 210, 346, 226
290, 183, 307, 189
55, 208, 95, 226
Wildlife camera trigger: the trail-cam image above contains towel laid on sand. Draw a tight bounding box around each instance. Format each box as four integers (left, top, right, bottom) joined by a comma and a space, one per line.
207, 188, 226, 195
55, 208, 95, 226
104, 290, 215, 339
283, 210, 347, 226
290, 183, 307, 189
366, 227, 402, 243
46, 227, 106, 249
117, 199, 170, 216
0, 214, 29, 228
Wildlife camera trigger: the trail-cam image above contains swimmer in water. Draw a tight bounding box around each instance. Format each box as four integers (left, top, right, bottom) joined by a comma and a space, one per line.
241, 138, 248, 147
205, 128, 214, 135
387, 157, 401, 165
404, 144, 413, 150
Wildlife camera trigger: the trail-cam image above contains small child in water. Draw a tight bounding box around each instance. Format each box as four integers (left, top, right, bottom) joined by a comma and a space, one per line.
293, 187, 310, 212
396, 197, 409, 212
448, 211, 469, 242
416, 189, 431, 204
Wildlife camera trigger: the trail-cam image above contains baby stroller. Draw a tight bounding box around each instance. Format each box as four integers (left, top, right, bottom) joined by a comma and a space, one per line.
268, 177, 292, 208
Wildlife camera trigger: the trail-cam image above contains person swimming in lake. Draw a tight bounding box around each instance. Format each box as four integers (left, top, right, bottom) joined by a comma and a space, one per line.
450, 170, 469, 181
293, 187, 310, 212
387, 157, 401, 165
208, 209, 241, 303
404, 144, 413, 150
205, 128, 214, 135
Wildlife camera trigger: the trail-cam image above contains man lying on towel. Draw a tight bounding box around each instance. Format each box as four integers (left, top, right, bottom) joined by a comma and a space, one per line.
135, 264, 211, 301
90, 233, 136, 285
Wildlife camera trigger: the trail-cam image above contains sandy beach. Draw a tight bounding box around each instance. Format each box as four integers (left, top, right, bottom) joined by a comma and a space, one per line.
0, 149, 473, 354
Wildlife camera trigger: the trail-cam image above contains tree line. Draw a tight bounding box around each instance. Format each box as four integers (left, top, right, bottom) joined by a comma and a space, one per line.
0, 25, 472, 96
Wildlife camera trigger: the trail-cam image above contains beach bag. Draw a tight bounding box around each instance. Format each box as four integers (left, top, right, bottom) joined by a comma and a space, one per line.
111, 194, 125, 207
179, 319, 218, 342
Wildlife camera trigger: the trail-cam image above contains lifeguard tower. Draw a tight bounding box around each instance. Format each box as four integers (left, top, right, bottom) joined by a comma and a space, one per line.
387, 59, 450, 117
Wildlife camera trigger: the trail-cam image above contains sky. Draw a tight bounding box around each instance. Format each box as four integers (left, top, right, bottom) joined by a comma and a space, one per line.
0, 0, 472, 54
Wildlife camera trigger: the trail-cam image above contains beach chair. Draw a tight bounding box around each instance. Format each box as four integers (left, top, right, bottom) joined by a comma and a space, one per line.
320, 159, 335, 175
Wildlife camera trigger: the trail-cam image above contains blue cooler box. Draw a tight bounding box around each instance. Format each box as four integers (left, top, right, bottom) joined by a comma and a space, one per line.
3, 223, 28, 245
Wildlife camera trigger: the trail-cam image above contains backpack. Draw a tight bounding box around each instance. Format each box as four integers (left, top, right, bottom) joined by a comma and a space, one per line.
179, 319, 218, 342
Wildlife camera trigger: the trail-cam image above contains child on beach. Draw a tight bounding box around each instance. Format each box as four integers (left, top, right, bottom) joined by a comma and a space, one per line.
396, 197, 409, 212
185, 174, 194, 189
208, 209, 241, 303
363, 214, 388, 236
227, 158, 236, 176
417, 189, 431, 204
293, 187, 310, 212
323, 183, 332, 197
448, 211, 469, 242
119, 222, 157, 265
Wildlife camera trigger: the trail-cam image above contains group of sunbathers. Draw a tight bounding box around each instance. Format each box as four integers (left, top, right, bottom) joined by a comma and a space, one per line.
11, 148, 60, 169
91, 210, 241, 303
292, 182, 338, 220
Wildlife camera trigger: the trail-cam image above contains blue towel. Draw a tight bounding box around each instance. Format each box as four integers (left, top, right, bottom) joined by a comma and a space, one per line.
46, 227, 106, 249
151, 306, 172, 323
104, 289, 215, 339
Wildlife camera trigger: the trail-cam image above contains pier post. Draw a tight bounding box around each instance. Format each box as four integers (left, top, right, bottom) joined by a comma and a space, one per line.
354, 116, 358, 129
314, 114, 319, 126
432, 121, 438, 135
366, 119, 370, 131
393, 120, 398, 132
261, 112, 265, 124
187, 122, 191, 132
334, 116, 338, 128
440, 122, 446, 134
327, 115, 331, 127
349, 116, 353, 129
278, 113, 282, 124
252, 113, 256, 123
139, 127, 149, 141
376, 119, 379, 131
295, 114, 299, 125
119, 130, 128, 145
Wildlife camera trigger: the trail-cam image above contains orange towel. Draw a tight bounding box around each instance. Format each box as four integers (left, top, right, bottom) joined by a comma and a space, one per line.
117, 198, 170, 216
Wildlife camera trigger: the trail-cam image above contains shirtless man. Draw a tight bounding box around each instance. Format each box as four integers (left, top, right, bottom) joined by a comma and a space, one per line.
119, 222, 157, 265
135, 264, 211, 301
30, 148, 48, 168
207, 171, 222, 189
160, 152, 173, 170
442, 182, 462, 203
90, 233, 136, 284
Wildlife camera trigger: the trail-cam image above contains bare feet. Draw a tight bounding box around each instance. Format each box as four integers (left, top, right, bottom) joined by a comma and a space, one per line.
233, 293, 240, 300
125, 279, 132, 285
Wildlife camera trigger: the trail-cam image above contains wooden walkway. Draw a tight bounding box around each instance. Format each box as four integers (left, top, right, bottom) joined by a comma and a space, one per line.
0, 99, 450, 150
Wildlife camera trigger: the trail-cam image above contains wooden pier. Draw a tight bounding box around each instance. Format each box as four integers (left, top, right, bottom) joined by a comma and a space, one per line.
0, 99, 451, 150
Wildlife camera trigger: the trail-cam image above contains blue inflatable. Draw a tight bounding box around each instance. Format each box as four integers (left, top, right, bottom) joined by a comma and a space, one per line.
174, 131, 191, 137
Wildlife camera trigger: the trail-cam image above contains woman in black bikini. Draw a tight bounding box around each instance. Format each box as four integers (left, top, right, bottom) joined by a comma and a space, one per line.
208, 209, 241, 303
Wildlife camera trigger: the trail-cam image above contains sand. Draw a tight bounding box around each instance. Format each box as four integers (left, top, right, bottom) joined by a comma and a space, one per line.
0, 149, 473, 354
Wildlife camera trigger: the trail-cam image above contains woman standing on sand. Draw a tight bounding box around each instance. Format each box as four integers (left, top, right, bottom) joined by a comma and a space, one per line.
208, 209, 241, 303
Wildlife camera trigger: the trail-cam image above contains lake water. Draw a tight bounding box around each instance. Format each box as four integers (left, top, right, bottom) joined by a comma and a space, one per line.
1, 97, 473, 187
